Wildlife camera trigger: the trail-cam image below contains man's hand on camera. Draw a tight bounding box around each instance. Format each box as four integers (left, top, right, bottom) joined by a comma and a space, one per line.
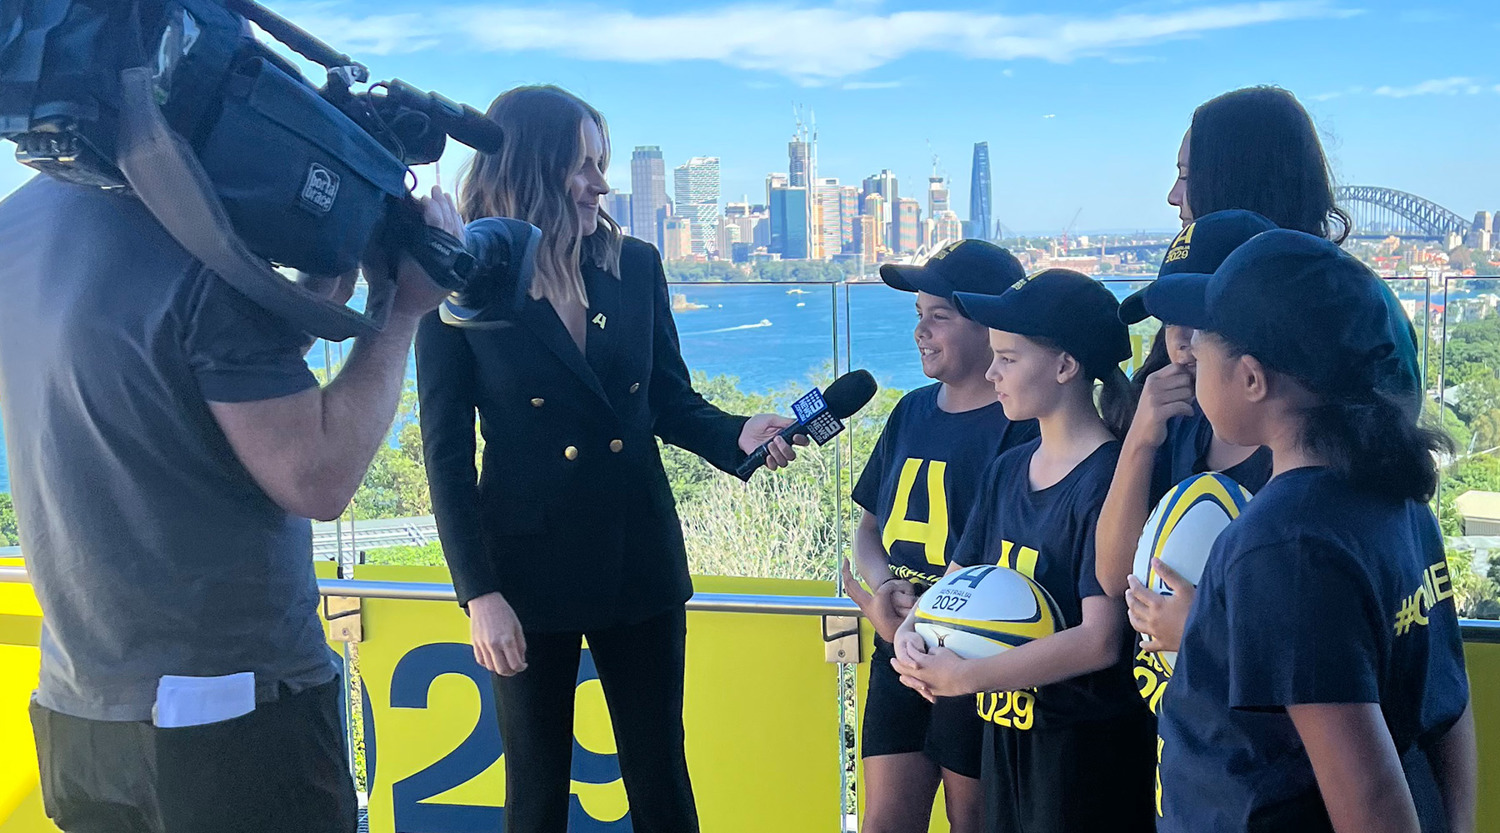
388, 186, 464, 321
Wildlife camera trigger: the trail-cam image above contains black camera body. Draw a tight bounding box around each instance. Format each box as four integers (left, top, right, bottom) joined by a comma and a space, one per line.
0, 0, 536, 338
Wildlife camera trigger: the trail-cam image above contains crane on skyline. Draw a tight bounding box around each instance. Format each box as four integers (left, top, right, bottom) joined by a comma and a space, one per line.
1060, 207, 1083, 255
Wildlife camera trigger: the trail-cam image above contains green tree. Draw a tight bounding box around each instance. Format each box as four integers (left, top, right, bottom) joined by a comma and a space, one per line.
0, 493, 18, 547
349, 385, 433, 521
663, 261, 746, 283
1444, 318, 1500, 387
1444, 546, 1500, 619
1439, 453, 1500, 536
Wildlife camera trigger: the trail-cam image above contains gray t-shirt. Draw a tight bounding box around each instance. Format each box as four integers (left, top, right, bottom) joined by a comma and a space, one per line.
0, 177, 334, 721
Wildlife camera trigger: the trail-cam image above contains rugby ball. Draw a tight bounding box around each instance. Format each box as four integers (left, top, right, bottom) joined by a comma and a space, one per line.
914, 565, 1064, 659
1132, 472, 1252, 673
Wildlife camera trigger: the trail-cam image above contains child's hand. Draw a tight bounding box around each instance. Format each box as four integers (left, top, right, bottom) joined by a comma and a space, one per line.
1128, 362, 1196, 449
890, 585, 918, 618
874, 579, 919, 642
841, 559, 914, 644
893, 628, 929, 665
891, 629, 935, 701
892, 646, 970, 701
1126, 558, 1196, 653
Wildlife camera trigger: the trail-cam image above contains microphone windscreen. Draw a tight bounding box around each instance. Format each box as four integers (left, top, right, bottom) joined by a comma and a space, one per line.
823, 369, 878, 419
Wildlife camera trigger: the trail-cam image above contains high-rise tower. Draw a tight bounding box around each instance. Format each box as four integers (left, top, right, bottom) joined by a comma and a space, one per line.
673, 156, 721, 257
631, 146, 668, 249
968, 142, 992, 241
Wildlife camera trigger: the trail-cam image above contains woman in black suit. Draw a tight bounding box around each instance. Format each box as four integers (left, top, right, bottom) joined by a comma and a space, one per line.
416, 85, 800, 833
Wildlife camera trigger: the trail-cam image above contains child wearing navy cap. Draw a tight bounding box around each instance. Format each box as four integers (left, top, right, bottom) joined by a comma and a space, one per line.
844, 240, 1039, 833
891, 269, 1154, 833
1150, 230, 1475, 833
1094, 209, 1277, 705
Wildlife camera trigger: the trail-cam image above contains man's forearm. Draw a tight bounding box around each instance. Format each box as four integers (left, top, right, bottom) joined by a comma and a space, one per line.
301, 314, 421, 515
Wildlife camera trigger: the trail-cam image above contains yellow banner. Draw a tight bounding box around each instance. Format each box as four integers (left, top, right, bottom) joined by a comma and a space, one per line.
355, 565, 842, 833
0, 560, 341, 833
3, 559, 1499, 833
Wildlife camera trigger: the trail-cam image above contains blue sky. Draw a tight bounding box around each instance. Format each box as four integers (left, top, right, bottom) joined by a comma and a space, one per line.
0, 0, 1493, 233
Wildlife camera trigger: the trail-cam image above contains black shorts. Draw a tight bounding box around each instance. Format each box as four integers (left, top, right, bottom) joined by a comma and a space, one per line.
981, 711, 1155, 833
30, 675, 356, 833
862, 636, 983, 779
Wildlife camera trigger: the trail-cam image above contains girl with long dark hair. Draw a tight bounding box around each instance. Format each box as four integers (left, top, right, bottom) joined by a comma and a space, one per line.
1099, 87, 1419, 650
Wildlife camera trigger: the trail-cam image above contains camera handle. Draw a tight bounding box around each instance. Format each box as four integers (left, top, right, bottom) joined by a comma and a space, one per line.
224, 0, 368, 82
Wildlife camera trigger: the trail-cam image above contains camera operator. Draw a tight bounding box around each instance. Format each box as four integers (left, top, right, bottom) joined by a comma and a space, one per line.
0, 175, 461, 833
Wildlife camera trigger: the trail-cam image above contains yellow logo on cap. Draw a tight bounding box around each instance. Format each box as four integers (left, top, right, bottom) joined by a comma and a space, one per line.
1165, 222, 1195, 264
930, 240, 963, 261
1010, 274, 1036, 291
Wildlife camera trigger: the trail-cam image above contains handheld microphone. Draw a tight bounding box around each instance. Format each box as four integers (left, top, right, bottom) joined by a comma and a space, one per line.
735, 369, 879, 479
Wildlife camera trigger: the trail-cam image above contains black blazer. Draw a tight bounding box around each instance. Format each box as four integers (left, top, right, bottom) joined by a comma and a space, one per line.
416, 237, 749, 632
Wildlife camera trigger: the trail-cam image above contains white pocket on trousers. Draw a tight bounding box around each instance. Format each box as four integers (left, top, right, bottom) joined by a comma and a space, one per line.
151, 671, 256, 728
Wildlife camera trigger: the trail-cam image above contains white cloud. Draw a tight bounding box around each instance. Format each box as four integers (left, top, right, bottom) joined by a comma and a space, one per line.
841, 80, 903, 90
1373, 77, 1480, 97
1315, 79, 1495, 100
1310, 85, 1364, 101
1042, 113, 1057, 119
276, 0, 1357, 83
1002, 68, 1015, 77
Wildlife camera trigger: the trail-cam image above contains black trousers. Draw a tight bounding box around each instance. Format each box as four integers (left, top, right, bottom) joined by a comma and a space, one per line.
492, 605, 697, 833
29, 676, 356, 833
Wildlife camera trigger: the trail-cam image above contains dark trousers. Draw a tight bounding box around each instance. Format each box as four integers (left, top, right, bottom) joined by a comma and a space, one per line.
492, 606, 697, 833
29, 676, 356, 833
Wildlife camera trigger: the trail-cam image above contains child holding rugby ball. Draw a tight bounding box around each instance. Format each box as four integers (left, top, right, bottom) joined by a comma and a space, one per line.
891, 269, 1154, 833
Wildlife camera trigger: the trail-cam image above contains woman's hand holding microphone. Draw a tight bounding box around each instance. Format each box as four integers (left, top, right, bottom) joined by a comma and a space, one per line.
738, 413, 811, 470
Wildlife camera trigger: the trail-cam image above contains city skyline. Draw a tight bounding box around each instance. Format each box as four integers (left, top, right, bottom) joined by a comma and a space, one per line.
0, 0, 1491, 234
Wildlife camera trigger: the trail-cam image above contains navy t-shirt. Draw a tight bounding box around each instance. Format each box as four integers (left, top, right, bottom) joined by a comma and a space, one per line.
1148, 403, 1273, 508
1157, 468, 1470, 832
852, 383, 1036, 588
952, 439, 1141, 730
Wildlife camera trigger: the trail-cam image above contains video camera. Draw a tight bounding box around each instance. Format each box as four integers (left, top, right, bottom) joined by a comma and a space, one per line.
0, 0, 538, 339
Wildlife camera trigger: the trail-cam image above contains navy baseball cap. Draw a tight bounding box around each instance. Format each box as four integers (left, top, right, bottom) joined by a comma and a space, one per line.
879, 239, 1026, 303
1146, 229, 1401, 393
953, 269, 1132, 380
1118, 209, 1279, 325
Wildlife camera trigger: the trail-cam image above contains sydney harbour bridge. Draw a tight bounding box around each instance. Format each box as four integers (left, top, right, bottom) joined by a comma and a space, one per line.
1092, 187, 1487, 261
1335, 186, 1481, 242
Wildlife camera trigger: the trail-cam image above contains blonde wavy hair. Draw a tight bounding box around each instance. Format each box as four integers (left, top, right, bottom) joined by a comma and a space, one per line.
458, 86, 622, 306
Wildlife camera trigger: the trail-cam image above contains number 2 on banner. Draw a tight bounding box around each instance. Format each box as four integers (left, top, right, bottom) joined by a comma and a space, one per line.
389, 643, 504, 832
385, 642, 633, 832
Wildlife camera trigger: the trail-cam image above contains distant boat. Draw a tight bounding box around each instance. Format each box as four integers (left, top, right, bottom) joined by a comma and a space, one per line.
671, 292, 707, 312
796, 302, 806, 307
680, 318, 772, 337
786, 288, 808, 295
